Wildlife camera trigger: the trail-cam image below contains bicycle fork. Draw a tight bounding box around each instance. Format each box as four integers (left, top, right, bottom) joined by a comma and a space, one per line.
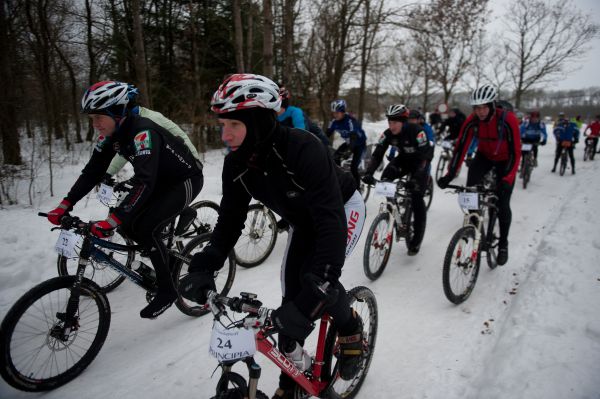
462, 213, 483, 264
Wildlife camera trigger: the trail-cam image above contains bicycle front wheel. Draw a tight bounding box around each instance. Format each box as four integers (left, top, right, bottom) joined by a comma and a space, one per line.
234, 203, 278, 268
363, 212, 393, 281
522, 159, 531, 189
424, 175, 434, 210
0, 276, 111, 392
435, 156, 447, 181
56, 230, 134, 293
442, 226, 481, 304
172, 233, 236, 317
560, 153, 567, 176
323, 286, 378, 399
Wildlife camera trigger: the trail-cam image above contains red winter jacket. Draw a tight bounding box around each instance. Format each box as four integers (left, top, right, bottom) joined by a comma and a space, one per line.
448, 108, 521, 185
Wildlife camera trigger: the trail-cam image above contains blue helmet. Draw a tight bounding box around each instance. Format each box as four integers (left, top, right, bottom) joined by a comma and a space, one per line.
331, 99, 347, 113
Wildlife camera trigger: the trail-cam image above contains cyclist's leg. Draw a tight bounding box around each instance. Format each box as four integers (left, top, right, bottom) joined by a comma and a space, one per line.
344, 190, 366, 257
130, 176, 203, 318
333, 143, 348, 166
568, 146, 575, 172
408, 163, 429, 250
552, 143, 561, 170
493, 162, 513, 247
466, 153, 493, 186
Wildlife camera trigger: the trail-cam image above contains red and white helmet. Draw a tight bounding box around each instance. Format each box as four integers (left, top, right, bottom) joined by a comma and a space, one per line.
211, 74, 281, 114
81, 81, 138, 115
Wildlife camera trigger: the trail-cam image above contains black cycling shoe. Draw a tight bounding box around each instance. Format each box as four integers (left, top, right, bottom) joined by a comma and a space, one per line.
338, 311, 364, 381
407, 245, 420, 256
276, 219, 290, 233
140, 290, 178, 319
497, 244, 509, 266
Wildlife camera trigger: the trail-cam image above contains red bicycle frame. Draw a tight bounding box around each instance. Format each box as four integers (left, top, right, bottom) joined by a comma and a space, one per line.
256, 314, 332, 396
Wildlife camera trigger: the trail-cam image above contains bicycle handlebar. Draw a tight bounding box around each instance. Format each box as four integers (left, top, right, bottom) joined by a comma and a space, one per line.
206, 290, 273, 327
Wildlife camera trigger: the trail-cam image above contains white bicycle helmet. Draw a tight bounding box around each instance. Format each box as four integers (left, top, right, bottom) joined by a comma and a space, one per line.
470, 84, 497, 106
331, 99, 347, 113
385, 104, 409, 120
211, 74, 281, 114
81, 81, 138, 115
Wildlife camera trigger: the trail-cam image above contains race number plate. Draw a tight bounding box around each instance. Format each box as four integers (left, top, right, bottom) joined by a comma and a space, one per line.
97, 183, 114, 204
54, 230, 83, 258
521, 143, 533, 151
442, 140, 453, 150
458, 192, 479, 210
375, 182, 396, 198
209, 322, 256, 362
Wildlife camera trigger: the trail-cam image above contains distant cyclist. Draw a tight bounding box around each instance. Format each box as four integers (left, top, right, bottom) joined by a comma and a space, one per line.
583, 115, 600, 155
277, 86, 329, 146
327, 99, 367, 188
438, 107, 466, 141
520, 110, 547, 166
552, 118, 579, 174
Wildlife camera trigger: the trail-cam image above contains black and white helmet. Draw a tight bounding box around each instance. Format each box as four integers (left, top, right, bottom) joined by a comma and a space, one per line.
81, 81, 138, 115
470, 84, 497, 106
385, 104, 409, 120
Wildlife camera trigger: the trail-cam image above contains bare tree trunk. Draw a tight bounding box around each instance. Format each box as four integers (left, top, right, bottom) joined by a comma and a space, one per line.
262, 0, 273, 77
0, 0, 22, 165
132, 0, 150, 106
282, 0, 294, 84
85, 0, 96, 141
246, 4, 254, 70
233, 0, 245, 72
51, 42, 82, 143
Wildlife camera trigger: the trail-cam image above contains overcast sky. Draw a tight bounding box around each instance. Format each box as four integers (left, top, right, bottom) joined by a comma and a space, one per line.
488, 0, 600, 90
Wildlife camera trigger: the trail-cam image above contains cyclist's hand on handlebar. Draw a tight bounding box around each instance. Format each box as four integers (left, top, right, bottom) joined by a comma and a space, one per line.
271, 302, 313, 341
101, 173, 115, 186
90, 214, 121, 238
47, 199, 72, 225
437, 175, 453, 189
189, 246, 226, 274
362, 174, 376, 186
178, 271, 216, 303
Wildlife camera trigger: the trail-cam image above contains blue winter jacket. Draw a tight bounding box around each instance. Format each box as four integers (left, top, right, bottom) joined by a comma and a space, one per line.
277, 106, 305, 129
553, 121, 580, 143
520, 121, 547, 143
326, 114, 367, 148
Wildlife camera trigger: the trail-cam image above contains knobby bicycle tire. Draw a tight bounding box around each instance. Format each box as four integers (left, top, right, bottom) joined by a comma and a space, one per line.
172, 233, 236, 317
322, 286, 378, 399
0, 276, 111, 392
363, 212, 393, 281
56, 230, 135, 293
522, 159, 531, 189
442, 226, 482, 304
485, 209, 500, 270
560, 153, 567, 176
235, 203, 278, 268
424, 176, 434, 210
435, 156, 448, 181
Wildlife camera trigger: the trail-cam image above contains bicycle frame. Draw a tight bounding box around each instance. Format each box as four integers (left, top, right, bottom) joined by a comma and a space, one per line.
376, 180, 411, 242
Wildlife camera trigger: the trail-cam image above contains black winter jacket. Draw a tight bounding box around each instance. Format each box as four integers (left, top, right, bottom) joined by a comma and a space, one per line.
66, 115, 203, 224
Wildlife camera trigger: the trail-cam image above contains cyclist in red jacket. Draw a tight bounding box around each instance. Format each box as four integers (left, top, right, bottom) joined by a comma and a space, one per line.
438, 84, 521, 266
584, 115, 600, 155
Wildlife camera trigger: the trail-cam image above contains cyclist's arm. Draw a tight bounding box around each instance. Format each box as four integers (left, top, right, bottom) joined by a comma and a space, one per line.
206, 160, 252, 262
65, 136, 116, 205
365, 133, 390, 174
290, 107, 306, 130
447, 116, 475, 178
140, 107, 201, 160
106, 154, 128, 176
325, 120, 335, 139
540, 123, 548, 143
112, 130, 161, 224
467, 137, 478, 156
500, 112, 522, 186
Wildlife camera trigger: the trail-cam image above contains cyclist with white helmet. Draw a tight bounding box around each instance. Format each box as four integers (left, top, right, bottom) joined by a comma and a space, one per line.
98, 82, 201, 183
363, 104, 433, 255
326, 99, 367, 188
437, 84, 521, 266
177, 74, 366, 398
45, 81, 204, 319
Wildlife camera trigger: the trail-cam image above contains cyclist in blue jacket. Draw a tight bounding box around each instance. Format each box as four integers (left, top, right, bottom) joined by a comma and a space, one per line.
552, 118, 579, 174
277, 86, 329, 146
327, 99, 367, 188
520, 110, 547, 166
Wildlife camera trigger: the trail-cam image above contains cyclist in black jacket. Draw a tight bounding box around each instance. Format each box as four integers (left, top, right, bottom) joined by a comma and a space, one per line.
362, 104, 433, 255
46, 81, 204, 319
178, 74, 366, 398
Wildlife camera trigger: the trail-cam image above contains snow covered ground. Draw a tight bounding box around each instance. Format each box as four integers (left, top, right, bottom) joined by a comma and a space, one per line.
1, 126, 600, 399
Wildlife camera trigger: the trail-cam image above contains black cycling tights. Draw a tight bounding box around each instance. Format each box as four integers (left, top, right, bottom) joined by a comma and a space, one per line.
120, 175, 203, 294
467, 155, 513, 246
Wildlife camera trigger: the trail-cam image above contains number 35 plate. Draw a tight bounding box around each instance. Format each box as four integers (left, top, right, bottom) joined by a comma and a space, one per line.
209, 322, 256, 362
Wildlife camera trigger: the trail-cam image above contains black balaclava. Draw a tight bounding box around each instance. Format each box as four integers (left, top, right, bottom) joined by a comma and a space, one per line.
482, 102, 496, 123
219, 108, 278, 164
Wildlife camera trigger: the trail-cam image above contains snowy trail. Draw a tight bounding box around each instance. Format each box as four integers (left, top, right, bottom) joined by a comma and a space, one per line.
1, 136, 599, 398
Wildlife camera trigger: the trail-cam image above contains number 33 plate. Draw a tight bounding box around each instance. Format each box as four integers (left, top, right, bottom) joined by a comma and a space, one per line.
209, 322, 256, 361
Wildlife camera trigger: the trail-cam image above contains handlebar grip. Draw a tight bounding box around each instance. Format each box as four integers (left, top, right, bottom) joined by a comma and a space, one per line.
38, 212, 48, 217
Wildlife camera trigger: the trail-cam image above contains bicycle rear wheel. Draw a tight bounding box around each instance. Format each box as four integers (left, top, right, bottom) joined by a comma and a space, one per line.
363, 212, 393, 281
322, 286, 378, 399
56, 230, 134, 293
172, 233, 236, 317
234, 203, 278, 268
560, 153, 567, 176
424, 175, 434, 210
0, 276, 111, 392
442, 226, 481, 304
435, 156, 447, 181
522, 159, 531, 189
190, 200, 220, 235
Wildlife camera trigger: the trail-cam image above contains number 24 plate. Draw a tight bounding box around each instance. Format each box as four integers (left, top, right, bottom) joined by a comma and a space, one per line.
209, 322, 256, 362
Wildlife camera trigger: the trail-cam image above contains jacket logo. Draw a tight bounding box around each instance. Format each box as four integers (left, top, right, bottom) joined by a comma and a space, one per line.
134, 131, 153, 154
286, 191, 300, 198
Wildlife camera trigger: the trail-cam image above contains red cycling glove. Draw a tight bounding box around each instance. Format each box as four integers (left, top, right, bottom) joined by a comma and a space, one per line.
90, 214, 121, 238
47, 199, 72, 225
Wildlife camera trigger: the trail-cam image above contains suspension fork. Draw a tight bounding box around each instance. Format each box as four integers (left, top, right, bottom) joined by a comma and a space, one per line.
59, 236, 92, 333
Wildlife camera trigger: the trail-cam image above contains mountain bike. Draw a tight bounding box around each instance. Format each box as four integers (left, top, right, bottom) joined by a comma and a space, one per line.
441, 183, 499, 304
583, 136, 596, 161
435, 139, 454, 181
234, 202, 278, 268
0, 214, 236, 392
519, 143, 536, 189
204, 287, 377, 399
363, 177, 421, 281
60, 181, 221, 293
